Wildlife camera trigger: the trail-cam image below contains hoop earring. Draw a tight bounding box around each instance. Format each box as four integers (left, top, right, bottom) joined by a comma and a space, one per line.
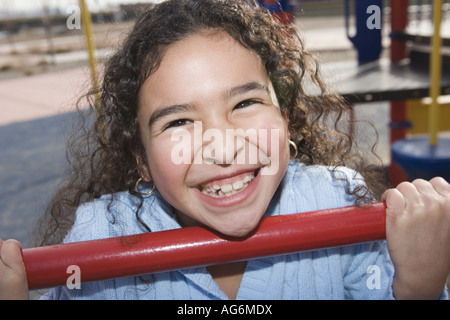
289, 140, 298, 159
135, 177, 155, 196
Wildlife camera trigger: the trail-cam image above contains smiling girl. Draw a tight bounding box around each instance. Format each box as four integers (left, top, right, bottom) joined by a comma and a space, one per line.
0, 0, 449, 300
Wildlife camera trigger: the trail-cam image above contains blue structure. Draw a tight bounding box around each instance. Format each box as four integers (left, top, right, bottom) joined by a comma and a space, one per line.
392, 138, 450, 181
256, 0, 294, 12
345, 0, 383, 64
391, 1, 450, 183
256, 0, 295, 24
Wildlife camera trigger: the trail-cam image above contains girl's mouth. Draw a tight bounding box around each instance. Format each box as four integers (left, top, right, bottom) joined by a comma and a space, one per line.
196, 168, 260, 199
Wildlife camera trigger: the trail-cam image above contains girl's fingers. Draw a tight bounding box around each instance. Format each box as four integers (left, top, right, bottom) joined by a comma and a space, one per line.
0, 239, 25, 271
412, 178, 436, 196
0, 239, 29, 300
395, 181, 423, 209
382, 179, 435, 219
429, 177, 450, 198
381, 188, 406, 219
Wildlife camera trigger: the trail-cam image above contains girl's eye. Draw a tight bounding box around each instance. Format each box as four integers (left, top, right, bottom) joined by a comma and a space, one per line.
164, 119, 192, 130
234, 99, 261, 110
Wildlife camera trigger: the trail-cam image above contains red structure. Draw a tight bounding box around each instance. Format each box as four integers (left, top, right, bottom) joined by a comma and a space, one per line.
23, 203, 386, 290
389, 0, 409, 185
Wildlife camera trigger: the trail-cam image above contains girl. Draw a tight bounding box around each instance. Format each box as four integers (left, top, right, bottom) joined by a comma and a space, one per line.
1, 0, 449, 300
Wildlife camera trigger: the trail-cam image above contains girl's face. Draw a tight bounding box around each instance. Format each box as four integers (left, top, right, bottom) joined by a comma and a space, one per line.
137, 32, 290, 237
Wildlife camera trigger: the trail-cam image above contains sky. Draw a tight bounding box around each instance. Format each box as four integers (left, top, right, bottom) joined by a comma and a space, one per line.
0, 0, 162, 17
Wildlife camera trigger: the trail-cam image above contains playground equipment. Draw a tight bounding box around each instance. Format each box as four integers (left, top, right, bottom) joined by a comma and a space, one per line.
322, 0, 450, 185
26, 0, 446, 293
256, 0, 295, 24
22, 203, 386, 290
407, 96, 450, 135
345, 0, 383, 65
391, 0, 450, 181
79, 0, 99, 94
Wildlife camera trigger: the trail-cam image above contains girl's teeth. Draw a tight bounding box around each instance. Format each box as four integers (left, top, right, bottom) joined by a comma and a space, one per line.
221, 184, 233, 193
232, 180, 244, 190
200, 174, 255, 198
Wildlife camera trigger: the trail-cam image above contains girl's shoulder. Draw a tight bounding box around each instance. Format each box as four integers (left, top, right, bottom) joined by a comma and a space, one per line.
63, 191, 148, 243
281, 161, 368, 213
287, 161, 364, 185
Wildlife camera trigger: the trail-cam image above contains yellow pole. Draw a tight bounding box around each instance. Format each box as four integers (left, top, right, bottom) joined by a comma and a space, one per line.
79, 0, 99, 94
429, 0, 443, 146
79, 0, 106, 143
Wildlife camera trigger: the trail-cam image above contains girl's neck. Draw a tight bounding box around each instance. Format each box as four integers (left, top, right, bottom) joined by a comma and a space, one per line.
207, 261, 247, 300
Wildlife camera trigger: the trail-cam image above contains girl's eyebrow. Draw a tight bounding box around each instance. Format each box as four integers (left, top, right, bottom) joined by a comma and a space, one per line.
223, 81, 270, 100
148, 104, 196, 128
148, 81, 269, 128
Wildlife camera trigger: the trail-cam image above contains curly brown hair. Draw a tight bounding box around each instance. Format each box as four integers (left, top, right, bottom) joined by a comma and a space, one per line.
36, 0, 386, 246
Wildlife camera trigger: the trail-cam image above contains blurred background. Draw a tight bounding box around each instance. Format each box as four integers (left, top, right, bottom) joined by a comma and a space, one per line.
0, 0, 392, 246
0, 0, 449, 297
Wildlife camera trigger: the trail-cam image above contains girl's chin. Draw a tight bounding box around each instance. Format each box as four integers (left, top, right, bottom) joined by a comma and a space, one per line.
206, 214, 263, 238
174, 206, 263, 238
221, 227, 257, 238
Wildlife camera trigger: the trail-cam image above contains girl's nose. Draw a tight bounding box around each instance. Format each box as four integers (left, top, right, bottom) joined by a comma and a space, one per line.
202, 129, 245, 165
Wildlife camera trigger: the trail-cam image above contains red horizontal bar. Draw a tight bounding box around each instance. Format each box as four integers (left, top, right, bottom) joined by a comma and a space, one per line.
22, 202, 386, 290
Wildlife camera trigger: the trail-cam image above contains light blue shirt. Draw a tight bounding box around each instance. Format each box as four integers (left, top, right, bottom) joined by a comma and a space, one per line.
41, 161, 447, 300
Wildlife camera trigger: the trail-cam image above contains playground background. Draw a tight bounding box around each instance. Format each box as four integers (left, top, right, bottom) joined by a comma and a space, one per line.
0, 0, 393, 247
0, 0, 449, 297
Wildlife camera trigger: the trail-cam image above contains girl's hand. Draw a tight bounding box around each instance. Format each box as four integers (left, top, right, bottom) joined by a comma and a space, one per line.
0, 239, 29, 300
382, 177, 450, 300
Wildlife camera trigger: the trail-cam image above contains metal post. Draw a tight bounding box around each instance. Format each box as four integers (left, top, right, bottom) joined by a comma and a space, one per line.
79, 0, 105, 139
22, 203, 386, 290
389, 0, 409, 185
79, 0, 99, 93
429, 0, 443, 146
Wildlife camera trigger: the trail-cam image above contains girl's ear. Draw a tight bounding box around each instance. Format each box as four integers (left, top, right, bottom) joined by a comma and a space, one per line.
135, 154, 152, 182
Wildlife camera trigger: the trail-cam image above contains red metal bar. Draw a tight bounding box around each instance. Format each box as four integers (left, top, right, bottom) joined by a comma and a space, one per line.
390, 0, 409, 62
389, 0, 409, 185
22, 202, 386, 290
